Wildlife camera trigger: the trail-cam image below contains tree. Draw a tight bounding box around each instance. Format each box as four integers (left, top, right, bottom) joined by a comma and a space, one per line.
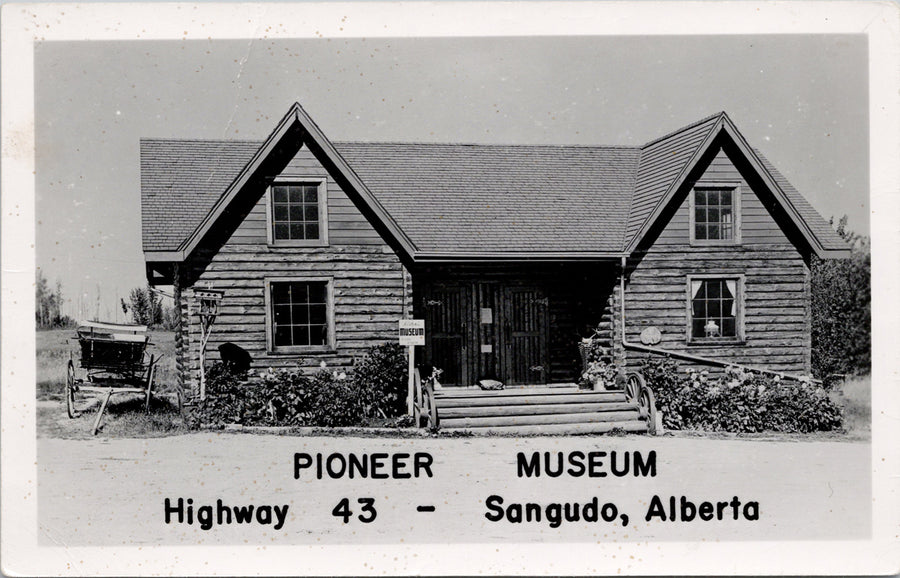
35, 271, 73, 329
810, 216, 870, 378
122, 285, 164, 327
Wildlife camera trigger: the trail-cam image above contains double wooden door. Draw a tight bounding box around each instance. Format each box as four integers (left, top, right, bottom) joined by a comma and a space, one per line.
422, 282, 549, 386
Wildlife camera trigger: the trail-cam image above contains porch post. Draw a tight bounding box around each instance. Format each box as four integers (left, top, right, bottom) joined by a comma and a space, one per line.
613, 258, 627, 376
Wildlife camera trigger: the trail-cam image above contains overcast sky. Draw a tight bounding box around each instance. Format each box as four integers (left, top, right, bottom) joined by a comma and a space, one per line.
35, 35, 868, 320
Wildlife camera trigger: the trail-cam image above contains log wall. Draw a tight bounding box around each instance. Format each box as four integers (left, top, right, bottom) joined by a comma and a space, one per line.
180, 145, 406, 399
624, 146, 812, 374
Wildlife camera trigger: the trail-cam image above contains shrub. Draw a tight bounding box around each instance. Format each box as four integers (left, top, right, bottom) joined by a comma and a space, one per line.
353, 343, 408, 418
642, 357, 843, 433
194, 363, 312, 427
306, 369, 365, 427
810, 216, 870, 378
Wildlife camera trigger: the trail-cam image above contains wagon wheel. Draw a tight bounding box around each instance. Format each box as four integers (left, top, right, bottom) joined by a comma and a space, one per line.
639, 385, 658, 435
65, 359, 77, 418
624, 371, 645, 404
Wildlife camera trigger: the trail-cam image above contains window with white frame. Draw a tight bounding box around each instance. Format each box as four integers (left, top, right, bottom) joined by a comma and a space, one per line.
689, 277, 741, 341
269, 280, 331, 349
269, 183, 326, 244
693, 187, 738, 242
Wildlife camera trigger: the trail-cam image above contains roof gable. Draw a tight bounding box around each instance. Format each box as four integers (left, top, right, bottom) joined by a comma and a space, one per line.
150, 102, 417, 263
625, 112, 849, 257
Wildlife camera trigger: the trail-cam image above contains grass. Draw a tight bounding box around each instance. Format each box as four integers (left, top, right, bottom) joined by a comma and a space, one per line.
831, 374, 871, 440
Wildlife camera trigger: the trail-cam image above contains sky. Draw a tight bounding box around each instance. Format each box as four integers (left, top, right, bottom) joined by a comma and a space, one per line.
34, 35, 869, 321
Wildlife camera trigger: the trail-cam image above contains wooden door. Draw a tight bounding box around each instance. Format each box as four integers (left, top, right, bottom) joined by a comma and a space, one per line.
422, 284, 471, 386
501, 286, 549, 385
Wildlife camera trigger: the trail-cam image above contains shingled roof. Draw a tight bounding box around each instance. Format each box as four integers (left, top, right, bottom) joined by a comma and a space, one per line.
141, 107, 848, 260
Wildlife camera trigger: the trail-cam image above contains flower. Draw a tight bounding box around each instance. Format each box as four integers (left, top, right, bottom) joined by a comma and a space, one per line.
338, 372, 347, 380
319, 360, 328, 369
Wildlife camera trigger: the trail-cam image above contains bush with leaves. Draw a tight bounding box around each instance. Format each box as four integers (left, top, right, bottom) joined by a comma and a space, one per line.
306, 369, 365, 427
353, 343, 408, 418
194, 363, 312, 427
642, 357, 842, 433
810, 216, 870, 379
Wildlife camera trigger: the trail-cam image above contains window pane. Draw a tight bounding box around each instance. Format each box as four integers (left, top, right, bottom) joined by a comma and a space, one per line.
289, 186, 303, 203
271, 283, 289, 303
304, 187, 318, 204
722, 318, 736, 337
311, 324, 328, 346
708, 224, 720, 239
292, 304, 309, 324
290, 224, 305, 239
720, 190, 732, 206
694, 206, 706, 225
274, 224, 289, 240
273, 186, 289, 203
305, 204, 319, 222
695, 189, 707, 205
309, 304, 327, 324
306, 223, 320, 240
692, 319, 706, 339
693, 299, 707, 318
273, 304, 292, 324
307, 282, 327, 304
706, 281, 721, 299
707, 300, 721, 318
292, 325, 310, 346
274, 204, 289, 221
696, 225, 707, 240
274, 326, 292, 347
289, 204, 305, 222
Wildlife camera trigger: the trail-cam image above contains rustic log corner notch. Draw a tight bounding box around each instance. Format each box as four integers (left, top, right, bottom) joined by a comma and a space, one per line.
140, 102, 850, 432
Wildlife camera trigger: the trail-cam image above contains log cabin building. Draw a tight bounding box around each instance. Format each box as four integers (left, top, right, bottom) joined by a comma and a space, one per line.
142, 103, 849, 403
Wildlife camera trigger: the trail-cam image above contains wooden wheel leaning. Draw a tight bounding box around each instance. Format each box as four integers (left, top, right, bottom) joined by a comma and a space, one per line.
625, 372, 645, 403
66, 359, 77, 418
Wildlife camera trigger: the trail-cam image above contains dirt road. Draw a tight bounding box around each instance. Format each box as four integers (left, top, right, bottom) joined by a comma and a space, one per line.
37, 432, 869, 547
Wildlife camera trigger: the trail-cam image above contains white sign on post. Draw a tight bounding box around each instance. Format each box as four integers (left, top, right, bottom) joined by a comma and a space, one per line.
398, 319, 425, 346
399, 319, 425, 417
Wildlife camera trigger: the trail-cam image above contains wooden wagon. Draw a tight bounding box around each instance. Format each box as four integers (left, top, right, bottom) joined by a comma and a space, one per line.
66, 321, 159, 435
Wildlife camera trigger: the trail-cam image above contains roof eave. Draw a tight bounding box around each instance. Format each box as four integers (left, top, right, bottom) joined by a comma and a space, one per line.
413, 251, 625, 263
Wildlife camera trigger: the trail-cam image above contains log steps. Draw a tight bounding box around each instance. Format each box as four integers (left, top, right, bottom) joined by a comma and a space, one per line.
434, 387, 650, 435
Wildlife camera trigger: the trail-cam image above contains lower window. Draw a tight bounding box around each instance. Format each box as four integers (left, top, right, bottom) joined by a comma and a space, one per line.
270, 280, 330, 349
689, 277, 740, 341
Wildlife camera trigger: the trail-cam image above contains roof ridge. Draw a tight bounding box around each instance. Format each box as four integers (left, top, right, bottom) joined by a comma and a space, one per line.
334, 140, 639, 149
140, 137, 263, 145
640, 111, 725, 149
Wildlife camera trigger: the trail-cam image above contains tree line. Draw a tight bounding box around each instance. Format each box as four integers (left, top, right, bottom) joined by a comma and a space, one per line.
35, 271, 177, 330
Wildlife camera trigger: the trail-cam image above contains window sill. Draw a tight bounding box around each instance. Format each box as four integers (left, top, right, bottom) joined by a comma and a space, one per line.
266, 347, 337, 356
268, 240, 329, 249
687, 339, 745, 347
689, 240, 741, 248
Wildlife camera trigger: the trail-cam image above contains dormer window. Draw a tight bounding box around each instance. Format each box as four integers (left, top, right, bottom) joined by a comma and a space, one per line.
268, 181, 328, 246
692, 186, 740, 244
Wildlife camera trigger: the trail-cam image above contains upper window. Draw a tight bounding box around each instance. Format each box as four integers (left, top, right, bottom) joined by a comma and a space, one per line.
269, 182, 327, 245
689, 277, 741, 342
693, 187, 738, 243
269, 280, 331, 350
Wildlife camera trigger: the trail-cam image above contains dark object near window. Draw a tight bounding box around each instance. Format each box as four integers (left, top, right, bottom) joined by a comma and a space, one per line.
271, 184, 320, 241
694, 188, 735, 241
690, 278, 738, 340
271, 281, 329, 347
218, 342, 252, 374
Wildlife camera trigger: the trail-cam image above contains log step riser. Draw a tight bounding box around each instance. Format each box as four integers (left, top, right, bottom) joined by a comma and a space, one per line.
439, 401, 637, 418
441, 410, 643, 428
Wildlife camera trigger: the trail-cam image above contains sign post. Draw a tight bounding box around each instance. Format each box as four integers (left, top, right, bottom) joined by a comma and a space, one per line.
398, 319, 425, 416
